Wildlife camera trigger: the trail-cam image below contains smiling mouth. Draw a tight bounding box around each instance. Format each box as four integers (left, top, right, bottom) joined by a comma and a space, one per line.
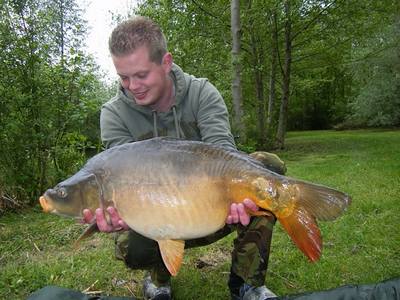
134, 91, 148, 100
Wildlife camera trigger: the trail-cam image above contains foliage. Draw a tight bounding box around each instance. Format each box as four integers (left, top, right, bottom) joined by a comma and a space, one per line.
347, 20, 400, 127
1, 130, 399, 299
0, 0, 109, 210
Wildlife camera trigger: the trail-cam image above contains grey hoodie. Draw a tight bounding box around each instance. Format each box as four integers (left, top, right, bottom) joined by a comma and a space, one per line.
100, 63, 236, 150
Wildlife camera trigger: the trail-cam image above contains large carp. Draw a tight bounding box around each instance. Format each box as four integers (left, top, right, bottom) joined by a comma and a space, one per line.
39, 137, 351, 276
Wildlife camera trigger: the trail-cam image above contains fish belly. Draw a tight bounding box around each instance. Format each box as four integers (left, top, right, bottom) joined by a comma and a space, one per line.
114, 176, 230, 241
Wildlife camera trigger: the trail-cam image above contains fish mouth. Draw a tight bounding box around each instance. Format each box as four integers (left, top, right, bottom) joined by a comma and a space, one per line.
39, 196, 54, 213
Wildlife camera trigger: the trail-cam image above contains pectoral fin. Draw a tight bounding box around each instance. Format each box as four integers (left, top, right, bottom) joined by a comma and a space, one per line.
74, 222, 99, 249
278, 207, 322, 262
157, 239, 185, 276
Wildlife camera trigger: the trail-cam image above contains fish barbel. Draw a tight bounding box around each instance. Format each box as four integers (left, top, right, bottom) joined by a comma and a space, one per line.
39, 137, 351, 276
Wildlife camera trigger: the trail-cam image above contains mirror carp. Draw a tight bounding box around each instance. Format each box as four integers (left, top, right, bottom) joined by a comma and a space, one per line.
39, 137, 351, 276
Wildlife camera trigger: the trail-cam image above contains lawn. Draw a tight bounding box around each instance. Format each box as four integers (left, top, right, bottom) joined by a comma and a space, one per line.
1, 129, 399, 299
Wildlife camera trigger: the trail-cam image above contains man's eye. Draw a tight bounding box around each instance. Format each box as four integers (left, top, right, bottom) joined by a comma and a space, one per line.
137, 73, 148, 79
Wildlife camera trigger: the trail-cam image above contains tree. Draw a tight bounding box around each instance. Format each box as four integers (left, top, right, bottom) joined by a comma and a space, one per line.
266, 9, 279, 147
230, 0, 245, 142
348, 20, 400, 127
0, 0, 107, 208
275, 0, 292, 149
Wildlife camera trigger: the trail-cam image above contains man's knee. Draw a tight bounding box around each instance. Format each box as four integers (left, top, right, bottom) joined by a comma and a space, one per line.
115, 230, 162, 269
231, 215, 276, 286
249, 151, 286, 175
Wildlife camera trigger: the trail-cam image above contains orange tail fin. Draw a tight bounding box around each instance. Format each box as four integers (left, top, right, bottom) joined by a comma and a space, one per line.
278, 207, 322, 262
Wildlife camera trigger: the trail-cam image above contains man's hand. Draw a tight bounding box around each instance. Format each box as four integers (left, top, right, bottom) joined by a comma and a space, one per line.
226, 198, 259, 226
82, 198, 258, 231
82, 207, 129, 232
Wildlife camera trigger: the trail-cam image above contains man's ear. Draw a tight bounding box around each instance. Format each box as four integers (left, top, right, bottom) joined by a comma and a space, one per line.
162, 52, 173, 73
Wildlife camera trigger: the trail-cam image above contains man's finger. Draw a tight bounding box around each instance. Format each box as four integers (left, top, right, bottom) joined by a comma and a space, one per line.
95, 208, 112, 232
118, 219, 130, 230
82, 209, 94, 224
107, 206, 121, 228
243, 198, 258, 212
237, 203, 250, 226
230, 203, 239, 224
107, 207, 129, 230
226, 215, 233, 224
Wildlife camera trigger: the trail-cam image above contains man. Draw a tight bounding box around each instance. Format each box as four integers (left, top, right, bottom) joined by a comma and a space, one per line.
83, 16, 284, 300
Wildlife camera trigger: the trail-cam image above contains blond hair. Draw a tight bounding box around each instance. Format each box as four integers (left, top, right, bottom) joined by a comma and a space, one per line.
109, 16, 167, 63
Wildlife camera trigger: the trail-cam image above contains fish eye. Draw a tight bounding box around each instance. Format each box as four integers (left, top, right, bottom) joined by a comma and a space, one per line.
57, 187, 68, 198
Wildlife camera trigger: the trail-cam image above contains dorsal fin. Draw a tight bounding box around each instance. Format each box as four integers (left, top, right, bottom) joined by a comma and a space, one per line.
157, 239, 185, 276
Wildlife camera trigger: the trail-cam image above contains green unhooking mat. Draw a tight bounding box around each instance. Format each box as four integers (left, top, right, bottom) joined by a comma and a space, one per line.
26, 286, 136, 300
277, 277, 400, 300
27, 277, 400, 300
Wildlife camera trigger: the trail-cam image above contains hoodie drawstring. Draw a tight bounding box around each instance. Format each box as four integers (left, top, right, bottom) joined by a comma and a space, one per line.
152, 106, 181, 139
152, 110, 158, 137
172, 106, 180, 139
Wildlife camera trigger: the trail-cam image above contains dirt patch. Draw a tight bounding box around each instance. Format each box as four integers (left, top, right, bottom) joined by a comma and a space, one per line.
195, 247, 231, 269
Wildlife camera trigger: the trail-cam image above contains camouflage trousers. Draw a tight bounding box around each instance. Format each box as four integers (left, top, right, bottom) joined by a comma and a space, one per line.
114, 214, 276, 287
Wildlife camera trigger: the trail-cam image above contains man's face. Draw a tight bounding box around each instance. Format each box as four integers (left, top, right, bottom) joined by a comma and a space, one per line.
112, 46, 172, 107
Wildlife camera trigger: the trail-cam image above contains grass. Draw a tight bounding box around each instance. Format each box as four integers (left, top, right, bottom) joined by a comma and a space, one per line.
1, 129, 399, 299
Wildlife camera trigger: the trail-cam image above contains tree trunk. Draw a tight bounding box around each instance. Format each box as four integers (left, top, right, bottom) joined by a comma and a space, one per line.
276, 1, 292, 149
230, 0, 245, 142
266, 11, 278, 138
248, 24, 266, 148
255, 53, 266, 148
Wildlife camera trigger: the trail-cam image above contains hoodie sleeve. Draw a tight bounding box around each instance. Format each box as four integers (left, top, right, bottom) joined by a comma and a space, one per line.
196, 80, 236, 150
100, 104, 135, 149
